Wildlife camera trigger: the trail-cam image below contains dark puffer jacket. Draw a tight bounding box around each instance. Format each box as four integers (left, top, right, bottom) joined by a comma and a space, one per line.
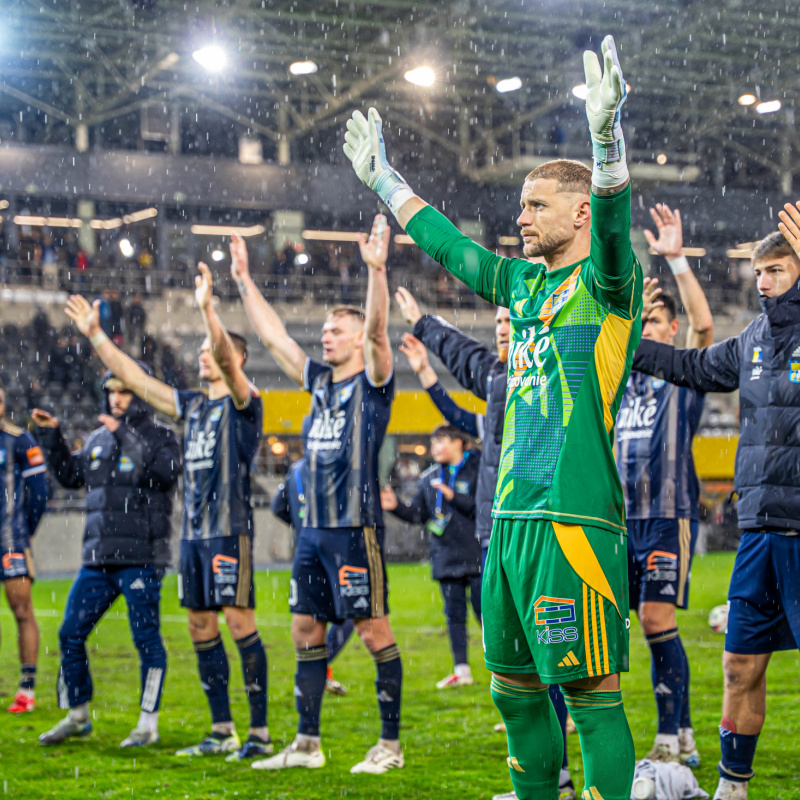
414, 315, 506, 546
38, 368, 181, 566
633, 280, 800, 531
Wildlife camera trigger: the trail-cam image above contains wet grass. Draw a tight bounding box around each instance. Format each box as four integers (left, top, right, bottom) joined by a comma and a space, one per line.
0, 554, 797, 799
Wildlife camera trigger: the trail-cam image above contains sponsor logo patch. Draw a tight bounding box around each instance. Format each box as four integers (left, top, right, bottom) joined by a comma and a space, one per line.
752, 347, 763, 364
537, 626, 579, 645
26, 446, 44, 466
118, 455, 135, 472
212, 554, 239, 584
533, 595, 576, 626
2, 552, 27, 578
339, 565, 369, 597
646, 550, 678, 582
790, 362, 800, 383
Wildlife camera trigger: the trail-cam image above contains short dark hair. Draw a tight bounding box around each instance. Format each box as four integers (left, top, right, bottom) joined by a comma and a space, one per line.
326, 305, 365, 325
431, 423, 469, 447
525, 159, 592, 195
752, 232, 800, 266
228, 332, 248, 365
657, 291, 678, 321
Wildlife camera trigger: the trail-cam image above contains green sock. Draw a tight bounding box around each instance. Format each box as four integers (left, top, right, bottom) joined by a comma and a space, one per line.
562, 689, 634, 800
490, 677, 562, 800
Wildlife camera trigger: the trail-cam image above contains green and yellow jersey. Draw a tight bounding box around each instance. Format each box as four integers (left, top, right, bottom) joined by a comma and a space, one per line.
406, 185, 642, 535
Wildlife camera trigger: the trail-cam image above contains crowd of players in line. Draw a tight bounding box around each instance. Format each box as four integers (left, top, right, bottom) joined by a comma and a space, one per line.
2, 35, 800, 800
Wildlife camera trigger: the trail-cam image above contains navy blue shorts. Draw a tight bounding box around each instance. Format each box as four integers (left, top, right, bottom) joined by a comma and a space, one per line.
627, 518, 698, 610
1, 544, 35, 582
178, 535, 255, 611
726, 531, 800, 655
290, 526, 389, 623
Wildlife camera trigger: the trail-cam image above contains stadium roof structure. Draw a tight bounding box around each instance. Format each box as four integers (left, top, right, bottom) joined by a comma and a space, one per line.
1, 0, 799, 194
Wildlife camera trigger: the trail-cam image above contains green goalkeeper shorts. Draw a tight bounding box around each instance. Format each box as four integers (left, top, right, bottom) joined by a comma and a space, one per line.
483, 517, 630, 683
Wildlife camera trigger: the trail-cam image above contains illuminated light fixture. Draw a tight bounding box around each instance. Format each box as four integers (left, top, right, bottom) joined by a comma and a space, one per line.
90, 218, 123, 230
289, 60, 318, 76
413, 444, 427, 456
496, 76, 522, 93
571, 83, 588, 100
649, 246, 707, 257
736, 240, 759, 250
190, 224, 266, 237
294, 253, 310, 266
394, 234, 415, 245
271, 441, 287, 455
211, 249, 226, 262
192, 45, 227, 73
119, 238, 135, 258
122, 207, 158, 224
404, 66, 435, 87
727, 248, 754, 259
14, 215, 82, 228
738, 93, 757, 106
0, 200, 8, 210
302, 229, 361, 242
756, 100, 781, 114
656, 153, 668, 165
498, 236, 521, 246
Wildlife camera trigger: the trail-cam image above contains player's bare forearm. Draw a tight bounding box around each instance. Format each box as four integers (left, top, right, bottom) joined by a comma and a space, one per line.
92, 336, 177, 418
395, 196, 428, 230
674, 269, 714, 349
364, 262, 393, 386
235, 272, 306, 385
202, 304, 252, 408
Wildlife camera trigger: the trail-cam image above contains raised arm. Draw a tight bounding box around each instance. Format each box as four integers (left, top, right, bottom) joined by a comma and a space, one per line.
633, 336, 741, 393
31, 411, 86, 489
358, 214, 393, 386
343, 108, 514, 307
229, 233, 307, 386
399, 332, 481, 437
643, 204, 713, 348
195, 262, 253, 408
65, 294, 177, 418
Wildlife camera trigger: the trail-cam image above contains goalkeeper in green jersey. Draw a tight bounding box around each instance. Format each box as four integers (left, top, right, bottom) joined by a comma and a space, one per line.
345, 35, 641, 800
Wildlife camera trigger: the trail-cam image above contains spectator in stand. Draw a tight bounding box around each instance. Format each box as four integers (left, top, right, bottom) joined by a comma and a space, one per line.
41, 235, 59, 290
98, 290, 113, 339
273, 240, 294, 300
109, 290, 124, 345
127, 295, 147, 358
75, 249, 89, 288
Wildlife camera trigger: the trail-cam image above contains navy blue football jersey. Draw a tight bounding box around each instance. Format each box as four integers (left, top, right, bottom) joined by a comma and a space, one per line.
0, 421, 48, 549
174, 388, 262, 540
302, 359, 394, 528
616, 372, 704, 520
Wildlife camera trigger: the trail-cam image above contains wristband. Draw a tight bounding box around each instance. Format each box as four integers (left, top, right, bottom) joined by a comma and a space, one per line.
666, 255, 690, 275
591, 136, 626, 165
90, 331, 109, 348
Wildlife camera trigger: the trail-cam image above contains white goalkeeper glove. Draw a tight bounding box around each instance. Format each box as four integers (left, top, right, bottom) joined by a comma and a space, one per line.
343, 107, 417, 216
584, 35, 629, 188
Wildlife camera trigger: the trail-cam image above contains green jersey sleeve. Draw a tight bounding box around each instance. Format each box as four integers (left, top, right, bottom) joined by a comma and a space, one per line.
585, 184, 641, 321
405, 205, 520, 306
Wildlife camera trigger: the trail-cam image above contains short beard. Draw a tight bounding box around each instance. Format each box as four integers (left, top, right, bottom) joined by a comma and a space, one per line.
523, 230, 572, 259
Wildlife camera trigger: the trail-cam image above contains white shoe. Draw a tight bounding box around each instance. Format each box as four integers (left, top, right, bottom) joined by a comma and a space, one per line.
714, 778, 748, 800
350, 743, 404, 774
251, 740, 326, 770
436, 673, 474, 689
492, 792, 517, 800
120, 726, 159, 747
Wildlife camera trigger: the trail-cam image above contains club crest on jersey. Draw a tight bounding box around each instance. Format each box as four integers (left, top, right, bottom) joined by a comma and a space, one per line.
338, 382, 355, 404
533, 595, 576, 626
650, 378, 666, 390
0, 449, 5, 466
537, 265, 581, 327
117, 455, 135, 472
209, 405, 223, 423
91, 446, 103, 459
790, 362, 800, 383
752, 347, 763, 364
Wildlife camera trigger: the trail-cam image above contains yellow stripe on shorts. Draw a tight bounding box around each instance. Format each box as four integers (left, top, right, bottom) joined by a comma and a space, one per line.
582, 582, 594, 676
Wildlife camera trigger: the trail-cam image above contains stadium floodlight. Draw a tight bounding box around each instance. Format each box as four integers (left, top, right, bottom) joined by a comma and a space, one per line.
571, 83, 588, 100
496, 76, 522, 94
192, 45, 227, 73
119, 238, 135, 258
738, 93, 757, 106
294, 252, 310, 266
404, 66, 435, 87
755, 100, 781, 115
211, 249, 225, 262
656, 153, 668, 165
289, 60, 318, 76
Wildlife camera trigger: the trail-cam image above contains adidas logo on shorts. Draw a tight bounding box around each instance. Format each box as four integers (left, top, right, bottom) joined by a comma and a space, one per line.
221, 586, 235, 597
129, 579, 146, 590
353, 596, 369, 610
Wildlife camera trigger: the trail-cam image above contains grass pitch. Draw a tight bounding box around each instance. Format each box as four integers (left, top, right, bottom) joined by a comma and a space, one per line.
0, 553, 798, 799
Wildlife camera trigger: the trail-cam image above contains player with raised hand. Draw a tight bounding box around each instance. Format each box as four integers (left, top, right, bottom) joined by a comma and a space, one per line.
63, 269, 270, 763
618, 203, 713, 768
634, 202, 800, 800
346, 35, 640, 800
229, 219, 402, 775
